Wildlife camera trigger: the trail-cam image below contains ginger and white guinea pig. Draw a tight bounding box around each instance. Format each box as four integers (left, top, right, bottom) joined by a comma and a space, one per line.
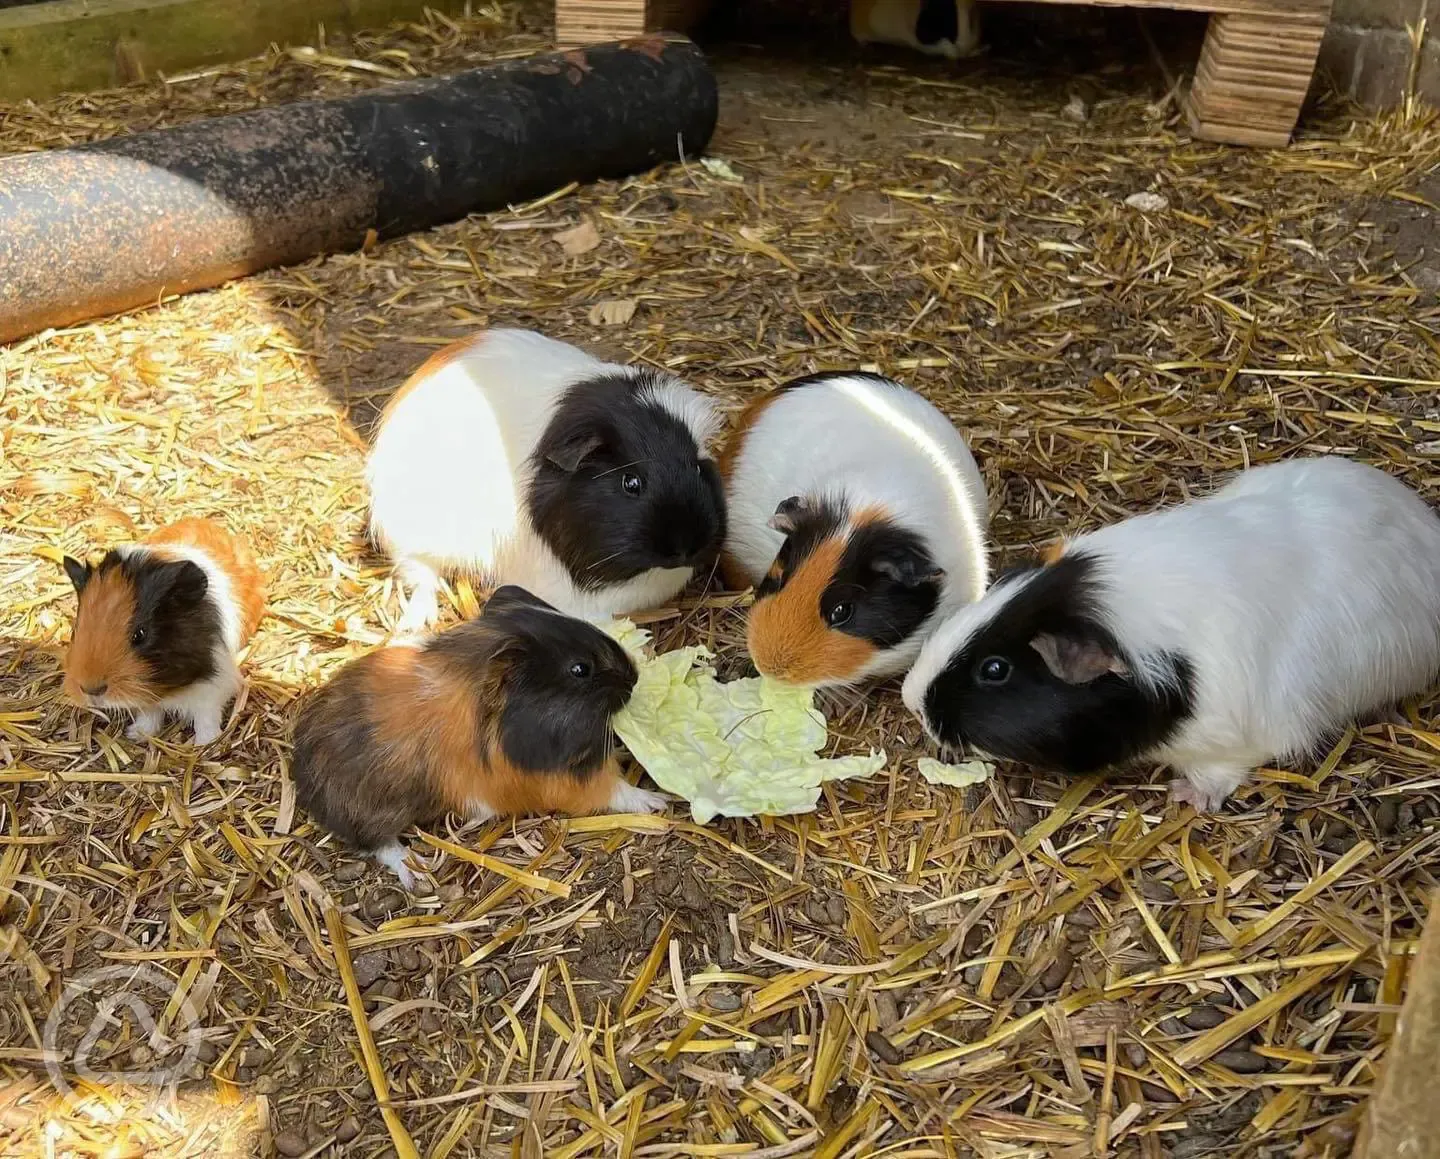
720, 371, 989, 687
366, 328, 725, 631
850, 0, 981, 59
903, 456, 1440, 811
290, 585, 664, 889
63, 518, 266, 745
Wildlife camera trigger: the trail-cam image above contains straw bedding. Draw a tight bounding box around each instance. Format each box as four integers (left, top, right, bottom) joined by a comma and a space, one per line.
2, 3, 1439, 1156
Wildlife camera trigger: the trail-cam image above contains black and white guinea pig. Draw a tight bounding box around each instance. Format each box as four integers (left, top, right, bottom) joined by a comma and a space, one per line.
903, 456, 1440, 811
63, 517, 266, 745
850, 0, 981, 59
290, 585, 665, 889
366, 329, 726, 631
720, 371, 989, 687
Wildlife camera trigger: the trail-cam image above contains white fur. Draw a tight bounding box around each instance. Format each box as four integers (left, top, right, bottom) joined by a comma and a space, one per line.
904, 457, 1440, 808
367, 329, 717, 626
725, 373, 990, 679
608, 779, 668, 813
376, 840, 422, 892
113, 543, 243, 746
850, 0, 980, 59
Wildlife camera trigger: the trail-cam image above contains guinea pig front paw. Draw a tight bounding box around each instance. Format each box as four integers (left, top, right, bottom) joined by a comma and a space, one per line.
190, 720, 223, 746
126, 710, 165, 742
1168, 770, 1244, 813
607, 780, 668, 815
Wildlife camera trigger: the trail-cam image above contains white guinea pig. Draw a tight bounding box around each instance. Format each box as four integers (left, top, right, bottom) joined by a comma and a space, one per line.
850, 0, 981, 59
721, 371, 989, 687
903, 456, 1440, 811
366, 329, 725, 630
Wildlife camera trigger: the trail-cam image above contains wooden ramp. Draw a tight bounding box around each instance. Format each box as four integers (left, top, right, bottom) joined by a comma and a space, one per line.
555, 0, 1333, 148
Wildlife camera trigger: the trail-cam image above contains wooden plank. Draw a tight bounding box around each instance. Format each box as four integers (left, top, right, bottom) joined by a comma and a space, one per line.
983, 0, 1328, 16
556, 0, 708, 47
0, 0, 473, 103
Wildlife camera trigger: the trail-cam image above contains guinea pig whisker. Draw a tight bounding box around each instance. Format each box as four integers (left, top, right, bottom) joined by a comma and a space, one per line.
586, 551, 627, 575
592, 459, 652, 479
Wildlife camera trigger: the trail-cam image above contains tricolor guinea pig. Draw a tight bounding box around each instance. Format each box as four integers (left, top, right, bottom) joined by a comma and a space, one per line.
903, 456, 1440, 811
290, 585, 665, 889
720, 371, 989, 687
62, 518, 266, 745
850, 0, 981, 59
366, 329, 725, 632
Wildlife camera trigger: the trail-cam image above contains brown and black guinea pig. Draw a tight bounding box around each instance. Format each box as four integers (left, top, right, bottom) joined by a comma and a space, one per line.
63, 517, 266, 745
289, 585, 666, 889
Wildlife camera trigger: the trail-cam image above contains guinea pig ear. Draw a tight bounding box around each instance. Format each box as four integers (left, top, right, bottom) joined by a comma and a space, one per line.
147, 559, 209, 609
484, 585, 555, 617
544, 429, 606, 473
1030, 632, 1129, 685
870, 547, 944, 589
768, 496, 808, 534
63, 556, 91, 595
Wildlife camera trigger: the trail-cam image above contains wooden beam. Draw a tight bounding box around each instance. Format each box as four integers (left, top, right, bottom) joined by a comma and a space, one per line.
1354, 890, 1440, 1159
0, 0, 474, 103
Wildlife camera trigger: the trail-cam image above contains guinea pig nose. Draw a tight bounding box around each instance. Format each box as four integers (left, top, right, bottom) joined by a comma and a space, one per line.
83, 681, 108, 697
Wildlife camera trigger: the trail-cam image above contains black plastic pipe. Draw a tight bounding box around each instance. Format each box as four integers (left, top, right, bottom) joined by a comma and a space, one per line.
0, 35, 717, 344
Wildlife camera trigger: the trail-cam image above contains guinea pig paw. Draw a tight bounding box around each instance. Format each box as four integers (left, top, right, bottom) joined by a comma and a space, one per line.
126, 710, 164, 742
607, 780, 668, 815
375, 841, 425, 893
1168, 776, 1231, 814
190, 720, 223, 746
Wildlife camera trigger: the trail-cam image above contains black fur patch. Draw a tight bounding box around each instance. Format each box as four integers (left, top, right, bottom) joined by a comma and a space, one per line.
102, 550, 220, 692
756, 497, 846, 599
831, 519, 942, 649
922, 553, 1195, 774
444, 586, 637, 777
757, 503, 941, 651
915, 0, 959, 45
528, 373, 726, 590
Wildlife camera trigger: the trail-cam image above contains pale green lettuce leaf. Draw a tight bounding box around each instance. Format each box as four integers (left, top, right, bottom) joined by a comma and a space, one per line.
916, 756, 994, 788
603, 620, 885, 824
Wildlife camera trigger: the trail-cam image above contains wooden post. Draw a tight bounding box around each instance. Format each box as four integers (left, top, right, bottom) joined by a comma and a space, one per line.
1186, 8, 1332, 146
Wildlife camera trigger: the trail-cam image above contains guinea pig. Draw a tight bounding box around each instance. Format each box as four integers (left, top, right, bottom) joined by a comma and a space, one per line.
720, 371, 989, 687
290, 585, 665, 888
62, 517, 266, 745
850, 0, 981, 59
902, 456, 1440, 811
366, 328, 725, 632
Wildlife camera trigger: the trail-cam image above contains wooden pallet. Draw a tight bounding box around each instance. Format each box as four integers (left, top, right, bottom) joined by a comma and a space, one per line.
554, 0, 1333, 148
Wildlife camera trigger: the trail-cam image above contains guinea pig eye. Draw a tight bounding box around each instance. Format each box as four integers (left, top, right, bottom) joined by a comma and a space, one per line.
978, 656, 1011, 685
569, 661, 592, 679
825, 602, 854, 628
621, 471, 646, 496
130, 627, 147, 647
